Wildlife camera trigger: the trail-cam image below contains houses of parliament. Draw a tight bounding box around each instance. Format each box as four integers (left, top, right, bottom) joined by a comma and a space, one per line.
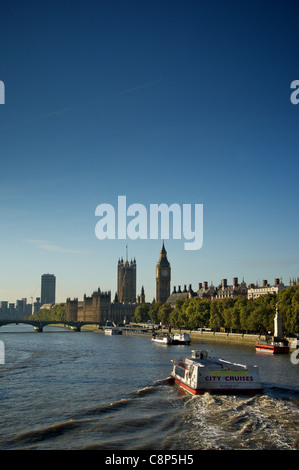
66, 240, 292, 324
66, 242, 171, 324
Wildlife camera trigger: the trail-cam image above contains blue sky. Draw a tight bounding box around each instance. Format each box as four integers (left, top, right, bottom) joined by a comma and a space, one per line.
0, 0, 298, 304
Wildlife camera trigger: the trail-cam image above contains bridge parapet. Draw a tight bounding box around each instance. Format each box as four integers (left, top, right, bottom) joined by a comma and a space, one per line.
0, 320, 103, 332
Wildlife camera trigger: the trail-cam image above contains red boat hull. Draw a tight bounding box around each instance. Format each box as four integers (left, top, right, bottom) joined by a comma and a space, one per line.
255, 344, 289, 354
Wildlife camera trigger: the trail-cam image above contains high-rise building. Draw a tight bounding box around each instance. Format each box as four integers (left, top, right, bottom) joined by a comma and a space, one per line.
156, 242, 171, 303
33, 297, 42, 314
41, 274, 56, 304
117, 257, 136, 303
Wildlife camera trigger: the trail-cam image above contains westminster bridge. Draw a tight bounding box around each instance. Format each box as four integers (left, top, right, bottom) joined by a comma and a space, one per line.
0, 320, 102, 332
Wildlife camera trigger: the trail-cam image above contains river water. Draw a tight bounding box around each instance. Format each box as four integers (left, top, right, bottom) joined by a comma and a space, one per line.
0, 324, 298, 451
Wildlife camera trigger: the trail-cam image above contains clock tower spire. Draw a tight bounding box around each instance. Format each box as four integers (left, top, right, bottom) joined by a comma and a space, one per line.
156, 241, 171, 303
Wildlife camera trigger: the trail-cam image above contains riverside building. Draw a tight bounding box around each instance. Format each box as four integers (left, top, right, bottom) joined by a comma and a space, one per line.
247, 278, 286, 300
41, 274, 56, 305
66, 254, 143, 324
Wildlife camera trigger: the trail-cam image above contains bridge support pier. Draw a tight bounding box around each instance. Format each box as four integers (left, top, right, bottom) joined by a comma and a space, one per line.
34, 325, 43, 332
70, 325, 81, 332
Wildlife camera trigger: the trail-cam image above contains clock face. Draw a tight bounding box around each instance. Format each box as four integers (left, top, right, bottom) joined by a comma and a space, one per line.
162, 269, 168, 277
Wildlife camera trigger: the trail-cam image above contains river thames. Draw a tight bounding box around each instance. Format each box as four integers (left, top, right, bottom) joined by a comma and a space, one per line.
0, 324, 298, 450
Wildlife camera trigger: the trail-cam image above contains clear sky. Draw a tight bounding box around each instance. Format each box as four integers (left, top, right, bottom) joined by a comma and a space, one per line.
0, 0, 298, 304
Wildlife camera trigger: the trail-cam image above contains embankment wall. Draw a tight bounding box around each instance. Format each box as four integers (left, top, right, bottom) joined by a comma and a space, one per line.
189, 329, 296, 350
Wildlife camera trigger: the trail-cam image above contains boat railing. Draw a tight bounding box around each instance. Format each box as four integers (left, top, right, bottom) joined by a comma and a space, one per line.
171, 358, 186, 369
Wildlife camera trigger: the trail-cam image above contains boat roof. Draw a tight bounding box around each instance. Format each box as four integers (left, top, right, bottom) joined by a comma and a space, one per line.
185, 350, 251, 371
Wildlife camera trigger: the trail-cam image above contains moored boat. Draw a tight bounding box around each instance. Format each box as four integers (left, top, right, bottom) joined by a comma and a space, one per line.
172, 333, 191, 345
256, 301, 289, 354
104, 328, 122, 335
170, 350, 263, 395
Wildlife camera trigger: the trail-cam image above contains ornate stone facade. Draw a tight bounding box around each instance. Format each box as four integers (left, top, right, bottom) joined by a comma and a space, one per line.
156, 242, 171, 304
66, 254, 139, 325
66, 288, 136, 324
117, 258, 136, 303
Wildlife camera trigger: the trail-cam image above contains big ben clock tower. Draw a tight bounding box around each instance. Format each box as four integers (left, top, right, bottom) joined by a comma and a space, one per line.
156, 242, 171, 304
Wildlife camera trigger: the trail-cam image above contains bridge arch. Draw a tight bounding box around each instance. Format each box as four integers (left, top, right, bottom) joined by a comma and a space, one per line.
0, 320, 102, 332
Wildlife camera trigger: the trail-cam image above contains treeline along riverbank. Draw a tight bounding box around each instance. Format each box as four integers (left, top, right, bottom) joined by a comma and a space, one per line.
27, 286, 299, 339
133, 286, 299, 337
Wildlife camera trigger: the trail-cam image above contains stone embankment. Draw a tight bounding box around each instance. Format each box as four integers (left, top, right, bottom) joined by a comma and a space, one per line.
108, 323, 298, 351
188, 329, 297, 350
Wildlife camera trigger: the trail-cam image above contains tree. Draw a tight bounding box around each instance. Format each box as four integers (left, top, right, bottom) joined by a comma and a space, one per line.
289, 286, 299, 334
247, 303, 274, 334
230, 297, 249, 331
26, 304, 66, 322
149, 302, 161, 324
184, 297, 210, 329
134, 285, 299, 335
158, 303, 172, 325
176, 298, 190, 328
132, 304, 150, 323
277, 286, 299, 335
169, 298, 185, 328
240, 299, 254, 332
209, 301, 224, 330
220, 298, 235, 331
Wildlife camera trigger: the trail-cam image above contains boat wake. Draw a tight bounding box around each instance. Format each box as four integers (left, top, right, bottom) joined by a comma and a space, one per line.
265, 383, 299, 400
177, 387, 299, 450
2, 378, 298, 450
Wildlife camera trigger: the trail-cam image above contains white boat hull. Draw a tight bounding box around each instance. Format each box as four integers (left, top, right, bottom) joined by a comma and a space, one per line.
172, 333, 191, 345
105, 328, 122, 335
152, 332, 191, 345
152, 335, 172, 344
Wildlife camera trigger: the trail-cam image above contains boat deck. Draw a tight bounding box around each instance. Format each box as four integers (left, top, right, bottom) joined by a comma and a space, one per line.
185, 356, 249, 371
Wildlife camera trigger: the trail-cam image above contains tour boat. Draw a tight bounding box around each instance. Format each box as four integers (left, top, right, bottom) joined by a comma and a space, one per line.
255, 340, 289, 354
170, 350, 263, 395
152, 333, 173, 344
171, 333, 191, 345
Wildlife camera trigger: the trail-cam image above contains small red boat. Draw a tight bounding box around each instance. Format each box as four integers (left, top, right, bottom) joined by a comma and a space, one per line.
255, 303, 290, 354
